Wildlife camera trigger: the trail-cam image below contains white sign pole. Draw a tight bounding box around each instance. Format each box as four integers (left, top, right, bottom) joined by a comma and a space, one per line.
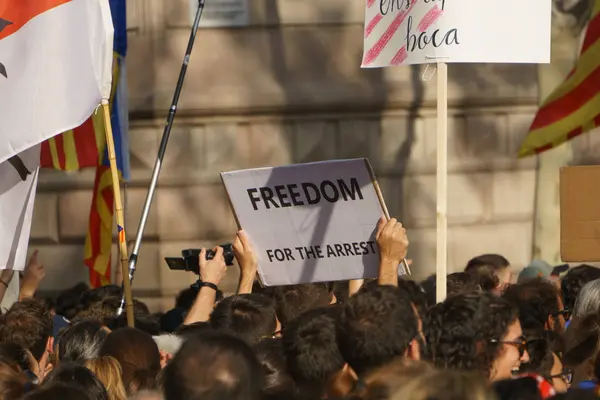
435, 62, 448, 304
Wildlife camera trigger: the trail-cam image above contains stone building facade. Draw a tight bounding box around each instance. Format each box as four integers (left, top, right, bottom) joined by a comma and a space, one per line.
29, 0, 600, 310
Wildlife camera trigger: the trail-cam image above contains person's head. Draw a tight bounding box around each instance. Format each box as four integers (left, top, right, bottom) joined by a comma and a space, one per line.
561, 266, 600, 313
272, 284, 334, 328
162, 330, 263, 400
55, 283, 89, 320
0, 299, 53, 370
520, 331, 570, 392
175, 321, 213, 341
253, 338, 295, 399
492, 376, 546, 400
420, 274, 482, 308
573, 279, 600, 319
44, 363, 108, 400
562, 310, 600, 383
465, 254, 511, 293
424, 292, 527, 381
210, 294, 278, 346
55, 320, 108, 364
99, 327, 161, 396
79, 286, 123, 312
282, 307, 345, 398
0, 342, 38, 377
353, 359, 434, 400
336, 285, 420, 377
503, 279, 566, 333
389, 369, 496, 400
23, 383, 91, 400
397, 279, 428, 320
0, 361, 29, 400
85, 356, 127, 400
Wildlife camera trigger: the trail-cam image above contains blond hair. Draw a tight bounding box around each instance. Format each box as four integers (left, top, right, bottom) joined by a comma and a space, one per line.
85, 356, 127, 400
390, 369, 496, 400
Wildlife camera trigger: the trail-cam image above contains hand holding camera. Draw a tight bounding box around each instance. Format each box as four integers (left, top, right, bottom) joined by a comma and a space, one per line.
200, 246, 227, 286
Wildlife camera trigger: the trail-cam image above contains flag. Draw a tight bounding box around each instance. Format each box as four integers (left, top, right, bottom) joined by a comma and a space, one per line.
84, 0, 129, 287
0, 146, 40, 271
519, 0, 600, 157
0, 0, 114, 165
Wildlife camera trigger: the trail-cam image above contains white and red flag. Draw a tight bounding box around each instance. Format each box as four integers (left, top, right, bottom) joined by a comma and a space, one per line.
0, 0, 114, 270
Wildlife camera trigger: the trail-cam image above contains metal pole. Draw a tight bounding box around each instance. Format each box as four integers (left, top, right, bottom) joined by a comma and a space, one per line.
117, 0, 206, 316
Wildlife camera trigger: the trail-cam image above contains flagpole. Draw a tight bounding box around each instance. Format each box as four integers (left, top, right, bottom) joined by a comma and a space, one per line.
102, 99, 134, 327
116, 0, 206, 317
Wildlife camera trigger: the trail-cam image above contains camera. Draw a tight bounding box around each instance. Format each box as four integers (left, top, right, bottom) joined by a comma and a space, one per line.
164, 244, 235, 275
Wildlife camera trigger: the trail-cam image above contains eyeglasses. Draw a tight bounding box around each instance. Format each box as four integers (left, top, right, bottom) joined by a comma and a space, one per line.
551, 309, 571, 320
549, 368, 573, 385
490, 337, 527, 357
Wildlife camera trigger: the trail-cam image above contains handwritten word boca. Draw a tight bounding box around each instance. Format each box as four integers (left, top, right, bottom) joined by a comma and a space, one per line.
266, 241, 378, 263
405, 14, 459, 52
246, 178, 364, 211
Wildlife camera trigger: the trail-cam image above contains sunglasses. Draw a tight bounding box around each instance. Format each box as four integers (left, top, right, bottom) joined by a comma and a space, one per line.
549, 368, 573, 385
551, 309, 571, 320
490, 337, 527, 357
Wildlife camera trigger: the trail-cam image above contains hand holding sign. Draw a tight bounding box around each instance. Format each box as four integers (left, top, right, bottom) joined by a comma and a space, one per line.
376, 217, 409, 286
233, 230, 258, 294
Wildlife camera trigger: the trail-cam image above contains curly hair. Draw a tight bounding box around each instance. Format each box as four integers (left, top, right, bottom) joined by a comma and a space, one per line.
503, 279, 561, 331
562, 265, 600, 312
424, 292, 518, 377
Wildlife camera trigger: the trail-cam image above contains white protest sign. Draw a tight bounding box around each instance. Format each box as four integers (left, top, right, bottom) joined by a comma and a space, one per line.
362, 0, 551, 67
221, 159, 397, 286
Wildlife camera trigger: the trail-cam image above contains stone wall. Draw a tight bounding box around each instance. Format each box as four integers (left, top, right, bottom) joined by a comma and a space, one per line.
29, 0, 600, 310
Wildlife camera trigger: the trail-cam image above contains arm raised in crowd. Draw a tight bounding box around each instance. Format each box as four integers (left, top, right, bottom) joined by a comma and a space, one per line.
19, 250, 45, 300
183, 247, 227, 325
233, 230, 258, 295
376, 217, 409, 287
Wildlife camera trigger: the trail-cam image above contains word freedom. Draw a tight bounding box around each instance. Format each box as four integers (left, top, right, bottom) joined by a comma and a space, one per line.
266, 241, 378, 263
246, 178, 364, 211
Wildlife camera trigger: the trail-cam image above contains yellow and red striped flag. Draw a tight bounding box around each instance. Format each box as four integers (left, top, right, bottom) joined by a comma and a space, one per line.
519, 0, 600, 157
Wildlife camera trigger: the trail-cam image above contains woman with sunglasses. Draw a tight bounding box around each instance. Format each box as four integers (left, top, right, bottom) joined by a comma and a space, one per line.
424, 292, 529, 381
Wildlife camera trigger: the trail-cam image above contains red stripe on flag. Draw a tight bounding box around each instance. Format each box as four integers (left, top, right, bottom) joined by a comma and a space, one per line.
362, 1, 415, 65
367, 0, 376, 7
567, 126, 583, 140
530, 64, 600, 130
417, 5, 442, 32
73, 119, 100, 168
534, 143, 554, 154
54, 135, 66, 169
40, 141, 54, 168
391, 46, 408, 65
365, 14, 383, 38
581, 13, 600, 55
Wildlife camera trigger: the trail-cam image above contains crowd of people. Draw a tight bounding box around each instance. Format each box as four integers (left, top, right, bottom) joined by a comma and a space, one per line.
1, 217, 600, 399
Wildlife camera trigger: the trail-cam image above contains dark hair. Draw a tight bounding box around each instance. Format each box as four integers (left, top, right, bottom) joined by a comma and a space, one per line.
23, 383, 91, 400
503, 279, 561, 331
44, 363, 108, 400
424, 292, 518, 376
104, 313, 161, 336
0, 299, 52, 361
210, 294, 278, 346
55, 283, 89, 320
56, 320, 108, 363
561, 265, 600, 311
492, 376, 542, 400
0, 361, 28, 400
282, 307, 344, 398
175, 321, 213, 340
79, 286, 123, 311
253, 338, 295, 398
272, 284, 332, 328
99, 327, 160, 396
397, 279, 428, 320
336, 285, 418, 376
420, 274, 482, 308
162, 330, 263, 400
520, 330, 555, 379
466, 265, 501, 292
465, 254, 510, 272
0, 343, 34, 372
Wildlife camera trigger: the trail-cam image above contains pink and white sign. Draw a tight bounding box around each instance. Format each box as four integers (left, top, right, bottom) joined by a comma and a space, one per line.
362, 0, 551, 67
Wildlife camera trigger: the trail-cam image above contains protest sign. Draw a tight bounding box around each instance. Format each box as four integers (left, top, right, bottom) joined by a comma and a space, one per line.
362, 0, 551, 67
221, 159, 400, 286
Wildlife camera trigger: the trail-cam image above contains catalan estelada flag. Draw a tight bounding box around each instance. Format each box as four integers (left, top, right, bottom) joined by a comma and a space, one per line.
519, 0, 600, 157
84, 0, 129, 288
